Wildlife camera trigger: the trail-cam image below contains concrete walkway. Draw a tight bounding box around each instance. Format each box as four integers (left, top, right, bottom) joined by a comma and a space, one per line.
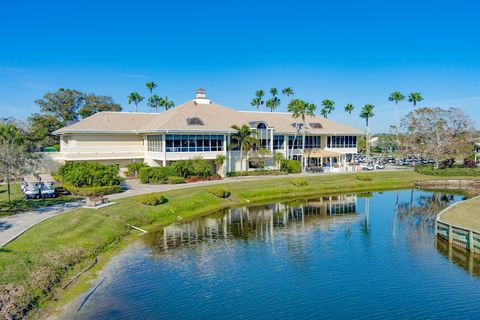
1, 167, 409, 247
0, 200, 86, 247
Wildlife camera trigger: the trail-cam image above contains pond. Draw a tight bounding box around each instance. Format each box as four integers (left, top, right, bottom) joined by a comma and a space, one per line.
70, 190, 480, 319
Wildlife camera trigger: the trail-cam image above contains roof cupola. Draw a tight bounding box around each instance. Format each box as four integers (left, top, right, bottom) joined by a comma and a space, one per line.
194, 88, 210, 104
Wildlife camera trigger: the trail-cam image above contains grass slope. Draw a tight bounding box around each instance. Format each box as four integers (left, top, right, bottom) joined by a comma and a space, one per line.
0, 171, 469, 318
441, 195, 480, 232
0, 183, 76, 216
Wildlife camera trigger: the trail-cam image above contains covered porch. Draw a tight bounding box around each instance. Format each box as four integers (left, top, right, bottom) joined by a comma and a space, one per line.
303, 149, 349, 173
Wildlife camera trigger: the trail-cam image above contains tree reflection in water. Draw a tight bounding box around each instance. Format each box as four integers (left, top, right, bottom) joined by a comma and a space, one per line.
396, 191, 461, 227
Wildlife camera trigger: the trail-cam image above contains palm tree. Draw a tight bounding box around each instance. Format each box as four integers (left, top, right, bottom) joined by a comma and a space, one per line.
344, 103, 354, 123
127, 92, 144, 112
287, 99, 316, 172
160, 97, 174, 111
360, 104, 375, 159
408, 92, 424, 108
322, 99, 335, 116
266, 96, 281, 112
282, 87, 294, 97
270, 87, 278, 97
229, 124, 258, 172
388, 91, 405, 141
251, 90, 265, 110
149, 95, 161, 112
320, 107, 328, 118
145, 81, 157, 112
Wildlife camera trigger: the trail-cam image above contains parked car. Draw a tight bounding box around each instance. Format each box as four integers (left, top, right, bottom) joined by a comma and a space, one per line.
374, 163, 385, 170
361, 163, 375, 171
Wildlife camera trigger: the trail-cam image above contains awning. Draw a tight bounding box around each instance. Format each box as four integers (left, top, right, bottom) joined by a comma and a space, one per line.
303, 149, 345, 158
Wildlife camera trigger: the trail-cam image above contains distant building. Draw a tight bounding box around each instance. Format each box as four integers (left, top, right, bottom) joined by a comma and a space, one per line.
45, 89, 362, 174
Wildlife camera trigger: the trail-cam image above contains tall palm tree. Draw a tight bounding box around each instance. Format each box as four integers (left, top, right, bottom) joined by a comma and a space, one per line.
270, 87, 278, 97
388, 91, 405, 141
229, 124, 258, 172
344, 103, 354, 123
320, 107, 329, 118
408, 92, 424, 108
321, 99, 335, 116
360, 104, 375, 159
251, 90, 265, 110
282, 87, 294, 97
287, 99, 316, 172
145, 81, 157, 111
127, 92, 144, 112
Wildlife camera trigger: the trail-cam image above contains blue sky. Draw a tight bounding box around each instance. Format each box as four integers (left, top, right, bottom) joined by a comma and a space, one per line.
1, 0, 479, 132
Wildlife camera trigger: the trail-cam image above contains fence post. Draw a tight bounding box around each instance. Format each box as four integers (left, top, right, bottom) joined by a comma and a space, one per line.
468, 230, 474, 252
448, 225, 453, 244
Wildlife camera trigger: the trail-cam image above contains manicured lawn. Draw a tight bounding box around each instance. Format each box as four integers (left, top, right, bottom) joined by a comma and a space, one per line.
441, 196, 480, 232
0, 171, 472, 318
0, 183, 77, 216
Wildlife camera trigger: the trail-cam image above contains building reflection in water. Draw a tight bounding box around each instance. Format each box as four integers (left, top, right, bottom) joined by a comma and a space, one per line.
146, 194, 359, 251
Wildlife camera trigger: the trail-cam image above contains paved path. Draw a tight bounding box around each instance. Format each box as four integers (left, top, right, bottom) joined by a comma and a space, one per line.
0, 167, 410, 247
0, 200, 86, 247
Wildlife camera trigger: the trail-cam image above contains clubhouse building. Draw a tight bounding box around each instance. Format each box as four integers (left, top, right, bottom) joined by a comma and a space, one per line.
46, 89, 362, 175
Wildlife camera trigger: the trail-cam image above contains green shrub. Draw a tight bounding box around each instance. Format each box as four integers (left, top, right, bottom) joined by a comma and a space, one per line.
173, 157, 212, 178
356, 174, 373, 181
58, 162, 123, 187
291, 178, 308, 186
280, 159, 301, 173
137, 193, 168, 206
126, 162, 148, 176
208, 187, 231, 198
63, 182, 122, 196
227, 170, 286, 177
415, 165, 480, 176
167, 176, 186, 184
139, 166, 177, 184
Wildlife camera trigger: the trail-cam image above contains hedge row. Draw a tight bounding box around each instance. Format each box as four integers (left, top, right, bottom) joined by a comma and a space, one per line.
414, 165, 480, 176
280, 159, 301, 173
139, 167, 177, 184
63, 182, 123, 196
58, 162, 123, 187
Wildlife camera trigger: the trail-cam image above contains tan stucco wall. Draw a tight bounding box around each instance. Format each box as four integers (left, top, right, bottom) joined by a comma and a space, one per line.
68, 134, 143, 147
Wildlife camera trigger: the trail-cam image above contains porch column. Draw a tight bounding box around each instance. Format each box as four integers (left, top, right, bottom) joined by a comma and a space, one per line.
162, 134, 167, 167
284, 134, 288, 158
223, 134, 228, 174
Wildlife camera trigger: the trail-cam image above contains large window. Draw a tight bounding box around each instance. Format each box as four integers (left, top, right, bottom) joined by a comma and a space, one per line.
165, 134, 224, 152
305, 136, 321, 149
273, 135, 284, 150
147, 135, 162, 152
288, 136, 321, 149
288, 136, 303, 149
327, 136, 357, 148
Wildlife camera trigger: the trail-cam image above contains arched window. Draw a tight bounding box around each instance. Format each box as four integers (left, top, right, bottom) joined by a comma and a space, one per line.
309, 122, 323, 129
186, 117, 204, 126
257, 122, 267, 129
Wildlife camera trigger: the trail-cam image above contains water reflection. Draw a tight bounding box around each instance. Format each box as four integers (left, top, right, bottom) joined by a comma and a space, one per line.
436, 238, 480, 276
72, 190, 480, 320
146, 194, 359, 251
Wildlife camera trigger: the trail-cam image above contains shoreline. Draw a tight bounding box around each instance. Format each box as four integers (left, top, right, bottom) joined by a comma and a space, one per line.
1, 171, 476, 319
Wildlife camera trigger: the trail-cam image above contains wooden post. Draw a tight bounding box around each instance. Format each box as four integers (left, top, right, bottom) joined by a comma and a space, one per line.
468, 230, 474, 252
448, 225, 453, 244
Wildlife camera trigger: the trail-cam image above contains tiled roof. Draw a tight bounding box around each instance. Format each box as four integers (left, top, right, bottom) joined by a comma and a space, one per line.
54, 99, 362, 135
